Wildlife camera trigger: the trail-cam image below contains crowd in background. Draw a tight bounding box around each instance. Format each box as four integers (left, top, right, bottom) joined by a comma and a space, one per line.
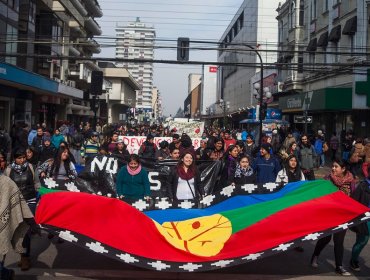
0, 120, 369, 275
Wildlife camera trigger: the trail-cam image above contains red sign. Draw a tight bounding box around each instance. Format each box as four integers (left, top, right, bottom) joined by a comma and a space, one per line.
209, 66, 217, 73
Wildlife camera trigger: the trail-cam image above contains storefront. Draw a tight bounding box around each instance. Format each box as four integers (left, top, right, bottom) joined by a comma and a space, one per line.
279, 88, 354, 137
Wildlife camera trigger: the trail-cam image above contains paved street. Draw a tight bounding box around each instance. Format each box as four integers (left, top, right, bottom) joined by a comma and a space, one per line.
4, 166, 370, 280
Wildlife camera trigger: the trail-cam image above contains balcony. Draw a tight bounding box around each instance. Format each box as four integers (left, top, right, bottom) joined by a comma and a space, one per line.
84, 0, 103, 17
83, 39, 101, 54
84, 17, 102, 35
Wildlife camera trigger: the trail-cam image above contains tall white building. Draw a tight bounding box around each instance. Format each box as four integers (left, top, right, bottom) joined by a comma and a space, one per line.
115, 18, 156, 116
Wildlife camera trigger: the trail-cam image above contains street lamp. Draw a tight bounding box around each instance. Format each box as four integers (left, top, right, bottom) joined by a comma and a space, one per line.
253, 83, 272, 144
218, 99, 230, 129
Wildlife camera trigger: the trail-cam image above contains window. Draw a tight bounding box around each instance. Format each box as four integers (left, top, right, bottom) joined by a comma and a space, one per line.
349, 36, 354, 56
333, 42, 339, 63
322, 47, 327, 65
324, 0, 329, 11
311, 0, 317, 20
5, 24, 18, 65
309, 53, 316, 70
290, 2, 296, 29
299, 1, 305, 26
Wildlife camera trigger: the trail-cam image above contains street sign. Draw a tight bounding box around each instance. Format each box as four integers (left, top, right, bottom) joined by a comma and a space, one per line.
294, 115, 313, 123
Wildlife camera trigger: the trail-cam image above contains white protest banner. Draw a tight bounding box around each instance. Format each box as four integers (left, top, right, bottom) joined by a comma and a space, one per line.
168, 120, 204, 139
119, 136, 202, 154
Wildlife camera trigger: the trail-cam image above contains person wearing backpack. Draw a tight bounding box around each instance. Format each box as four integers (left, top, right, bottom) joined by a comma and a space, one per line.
138, 134, 156, 159
3, 149, 40, 271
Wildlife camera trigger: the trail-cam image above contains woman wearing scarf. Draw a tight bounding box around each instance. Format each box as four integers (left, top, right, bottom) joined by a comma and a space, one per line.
116, 154, 150, 200
167, 151, 204, 201
276, 154, 305, 185
3, 149, 40, 271
233, 155, 256, 185
311, 158, 356, 276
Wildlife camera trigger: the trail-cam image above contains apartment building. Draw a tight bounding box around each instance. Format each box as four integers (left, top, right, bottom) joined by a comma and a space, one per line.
115, 18, 156, 122
277, 0, 370, 137
0, 0, 104, 131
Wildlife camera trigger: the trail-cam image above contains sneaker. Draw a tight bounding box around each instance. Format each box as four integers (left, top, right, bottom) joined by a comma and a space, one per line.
335, 266, 351, 276
350, 259, 360, 271
310, 255, 318, 268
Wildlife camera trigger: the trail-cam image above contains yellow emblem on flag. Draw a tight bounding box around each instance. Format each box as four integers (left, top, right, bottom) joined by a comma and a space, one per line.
155, 214, 232, 257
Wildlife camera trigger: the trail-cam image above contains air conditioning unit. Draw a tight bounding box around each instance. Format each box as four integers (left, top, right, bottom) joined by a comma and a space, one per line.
277, 82, 285, 92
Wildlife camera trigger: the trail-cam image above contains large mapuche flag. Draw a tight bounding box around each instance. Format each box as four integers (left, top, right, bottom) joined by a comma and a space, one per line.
35, 165, 370, 272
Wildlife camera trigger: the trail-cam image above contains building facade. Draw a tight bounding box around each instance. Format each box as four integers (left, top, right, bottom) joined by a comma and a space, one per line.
216, 0, 282, 118
0, 0, 104, 131
115, 17, 156, 121
277, 0, 370, 137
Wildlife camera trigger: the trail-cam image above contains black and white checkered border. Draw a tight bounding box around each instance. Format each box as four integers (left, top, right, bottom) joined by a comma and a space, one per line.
42, 177, 285, 211
40, 212, 370, 272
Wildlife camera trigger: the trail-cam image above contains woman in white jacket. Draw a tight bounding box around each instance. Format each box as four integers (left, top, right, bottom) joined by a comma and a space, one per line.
276, 154, 305, 185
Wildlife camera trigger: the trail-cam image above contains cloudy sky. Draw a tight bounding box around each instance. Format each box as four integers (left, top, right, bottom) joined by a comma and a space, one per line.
95, 0, 244, 116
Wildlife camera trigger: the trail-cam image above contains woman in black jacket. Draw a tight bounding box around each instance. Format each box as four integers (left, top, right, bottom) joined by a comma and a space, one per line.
166, 151, 204, 201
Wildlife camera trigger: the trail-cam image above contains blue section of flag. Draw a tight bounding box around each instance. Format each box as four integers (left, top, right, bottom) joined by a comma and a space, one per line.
146, 181, 306, 224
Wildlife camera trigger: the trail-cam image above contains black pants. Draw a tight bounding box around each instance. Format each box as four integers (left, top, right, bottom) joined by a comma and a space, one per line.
313, 230, 347, 267
22, 201, 36, 257
302, 169, 315, 181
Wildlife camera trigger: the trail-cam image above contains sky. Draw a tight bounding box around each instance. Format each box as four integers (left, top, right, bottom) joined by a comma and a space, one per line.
95, 0, 244, 116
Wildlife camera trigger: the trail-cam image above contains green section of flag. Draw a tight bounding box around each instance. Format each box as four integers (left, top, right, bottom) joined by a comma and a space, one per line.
39, 186, 62, 195
223, 180, 337, 233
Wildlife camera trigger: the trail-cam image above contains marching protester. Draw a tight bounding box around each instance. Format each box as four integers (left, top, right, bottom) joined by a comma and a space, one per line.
0, 151, 7, 175
195, 138, 208, 160
38, 135, 56, 164
51, 128, 65, 149
138, 134, 156, 159
3, 149, 40, 271
31, 127, 44, 160
276, 154, 305, 185
155, 140, 170, 160
350, 164, 370, 272
112, 139, 130, 163
206, 137, 224, 161
311, 158, 356, 276
299, 134, 316, 180
169, 146, 180, 160
223, 130, 236, 151
329, 132, 340, 162
0, 174, 39, 278
244, 135, 256, 158
106, 131, 120, 154
116, 154, 150, 200
166, 151, 204, 201
81, 132, 100, 165
25, 146, 38, 169
252, 143, 281, 184
232, 155, 256, 185
38, 146, 77, 181
70, 130, 85, 165
220, 145, 239, 188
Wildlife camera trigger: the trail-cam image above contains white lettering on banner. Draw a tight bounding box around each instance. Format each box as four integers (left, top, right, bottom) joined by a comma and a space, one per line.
287, 98, 302, 109
106, 157, 118, 174
168, 121, 204, 138
148, 172, 161, 191
91, 156, 108, 172
119, 136, 202, 154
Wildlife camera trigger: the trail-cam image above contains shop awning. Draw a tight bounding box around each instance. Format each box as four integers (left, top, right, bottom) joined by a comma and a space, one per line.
328, 25, 341, 42
317, 31, 328, 47
306, 38, 317, 52
342, 16, 357, 35
239, 119, 289, 125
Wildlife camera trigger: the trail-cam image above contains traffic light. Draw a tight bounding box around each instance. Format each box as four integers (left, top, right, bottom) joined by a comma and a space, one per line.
177, 37, 189, 61
90, 71, 103, 95
260, 103, 268, 120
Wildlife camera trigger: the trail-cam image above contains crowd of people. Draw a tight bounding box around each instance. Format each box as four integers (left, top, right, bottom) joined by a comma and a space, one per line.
0, 120, 369, 277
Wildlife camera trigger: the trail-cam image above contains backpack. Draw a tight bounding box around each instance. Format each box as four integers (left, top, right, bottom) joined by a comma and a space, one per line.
314, 140, 323, 154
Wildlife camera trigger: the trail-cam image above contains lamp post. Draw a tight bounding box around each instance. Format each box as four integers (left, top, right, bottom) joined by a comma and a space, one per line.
241, 44, 267, 147
218, 99, 230, 129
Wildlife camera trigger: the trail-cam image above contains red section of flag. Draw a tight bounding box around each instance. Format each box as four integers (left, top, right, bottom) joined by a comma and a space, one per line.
35, 191, 368, 262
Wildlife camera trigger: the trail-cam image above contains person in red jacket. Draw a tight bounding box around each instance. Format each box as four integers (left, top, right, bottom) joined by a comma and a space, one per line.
223, 130, 236, 151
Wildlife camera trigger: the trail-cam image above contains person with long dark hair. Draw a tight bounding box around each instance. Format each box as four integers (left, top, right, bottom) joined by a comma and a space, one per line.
3, 149, 40, 271
166, 151, 204, 201
116, 154, 150, 200
311, 158, 356, 276
206, 138, 224, 161
276, 154, 305, 185
38, 146, 77, 181
220, 145, 239, 188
